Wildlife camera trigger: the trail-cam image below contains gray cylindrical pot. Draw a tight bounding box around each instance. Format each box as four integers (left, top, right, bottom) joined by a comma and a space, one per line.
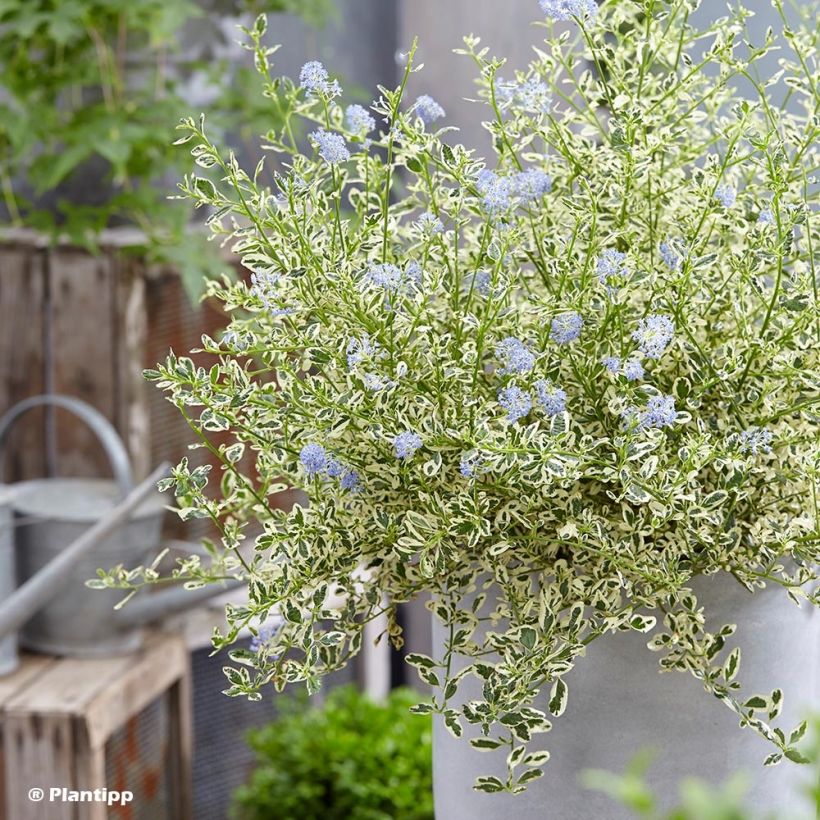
433, 573, 819, 820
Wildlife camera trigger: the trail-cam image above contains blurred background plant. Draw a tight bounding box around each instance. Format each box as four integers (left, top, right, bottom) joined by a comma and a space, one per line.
0, 0, 336, 297
231, 686, 434, 820
581, 716, 820, 820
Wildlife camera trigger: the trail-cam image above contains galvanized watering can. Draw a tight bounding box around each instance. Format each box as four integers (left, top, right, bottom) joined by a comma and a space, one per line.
0, 394, 243, 674
0, 394, 166, 659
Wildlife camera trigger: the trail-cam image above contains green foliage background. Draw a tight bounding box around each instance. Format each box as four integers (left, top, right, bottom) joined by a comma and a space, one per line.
0, 0, 334, 295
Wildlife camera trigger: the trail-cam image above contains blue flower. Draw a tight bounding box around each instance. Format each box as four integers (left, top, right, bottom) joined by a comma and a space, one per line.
602, 356, 621, 374
715, 184, 736, 208
636, 395, 677, 430
476, 170, 513, 214
623, 358, 645, 381
534, 380, 567, 417
459, 451, 482, 478
363, 373, 394, 392
299, 61, 341, 97
513, 168, 552, 203
538, 0, 598, 22
250, 621, 282, 654
738, 427, 773, 455
550, 312, 583, 345
310, 129, 350, 164
597, 249, 629, 288
464, 270, 493, 298
758, 208, 775, 226
362, 263, 404, 292
496, 337, 536, 375
393, 430, 423, 459
515, 77, 553, 113
413, 95, 446, 125
346, 334, 380, 369
417, 211, 445, 234
632, 314, 674, 359
345, 104, 376, 135
300, 443, 328, 476
339, 470, 361, 491
498, 386, 532, 423
405, 260, 424, 290
327, 457, 361, 490
659, 239, 685, 272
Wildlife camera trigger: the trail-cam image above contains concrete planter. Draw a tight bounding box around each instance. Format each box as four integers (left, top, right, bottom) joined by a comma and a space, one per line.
433, 572, 819, 820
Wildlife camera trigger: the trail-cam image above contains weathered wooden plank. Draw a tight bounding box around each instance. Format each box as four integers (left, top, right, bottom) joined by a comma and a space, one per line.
0, 657, 55, 820
113, 254, 150, 482
0, 246, 47, 480
168, 674, 193, 820
47, 247, 117, 480
3, 713, 74, 820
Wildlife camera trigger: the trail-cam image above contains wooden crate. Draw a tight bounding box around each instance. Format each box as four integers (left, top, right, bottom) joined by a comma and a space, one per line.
0, 632, 192, 820
0, 228, 232, 485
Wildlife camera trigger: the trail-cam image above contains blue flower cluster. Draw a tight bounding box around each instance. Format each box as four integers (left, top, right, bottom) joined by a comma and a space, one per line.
660, 238, 685, 272
738, 426, 773, 456
362, 262, 404, 292
413, 95, 446, 126
550, 312, 584, 345
345, 104, 376, 135
597, 249, 629, 288
632, 314, 674, 359
534, 380, 567, 416
311, 129, 350, 164
495, 76, 552, 114
250, 621, 282, 655
758, 208, 775, 226
299, 61, 341, 97
601, 356, 644, 381
416, 211, 445, 234
515, 168, 552, 203
393, 430, 423, 459
299, 443, 360, 490
496, 337, 536, 375
346, 334, 380, 368
538, 0, 598, 22
476, 168, 551, 214
249, 267, 290, 315
498, 385, 533, 423
459, 451, 483, 478
714, 183, 736, 209
636, 395, 677, 430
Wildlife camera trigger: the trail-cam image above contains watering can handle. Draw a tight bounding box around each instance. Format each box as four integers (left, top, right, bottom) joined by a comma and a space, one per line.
0, 394, 134, 494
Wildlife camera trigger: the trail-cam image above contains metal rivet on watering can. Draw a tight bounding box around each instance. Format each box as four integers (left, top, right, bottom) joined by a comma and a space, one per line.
0, 395, 166, 662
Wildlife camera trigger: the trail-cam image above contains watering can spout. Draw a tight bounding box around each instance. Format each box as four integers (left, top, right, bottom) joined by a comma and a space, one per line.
112, 578, 245, 629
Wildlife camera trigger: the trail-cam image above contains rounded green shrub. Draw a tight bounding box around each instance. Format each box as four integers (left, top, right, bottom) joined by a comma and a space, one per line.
231, 686, 433, 820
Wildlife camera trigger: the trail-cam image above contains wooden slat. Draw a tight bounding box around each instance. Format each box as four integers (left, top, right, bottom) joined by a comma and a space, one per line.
168, 675, 193, 820
113, 254, 150, 482
47, 247, 116, 480
0, 247, 47, 480
3, 714, 74, 820
0, 656, 55, 819
5, 634, 187, 750
81, 634, 187, 750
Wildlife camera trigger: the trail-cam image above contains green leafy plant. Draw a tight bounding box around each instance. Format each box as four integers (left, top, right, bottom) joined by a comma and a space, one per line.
231, 686, 434, 820
581, 717, 820, 819
98, 0, 819, 796
0, 0, 335, 295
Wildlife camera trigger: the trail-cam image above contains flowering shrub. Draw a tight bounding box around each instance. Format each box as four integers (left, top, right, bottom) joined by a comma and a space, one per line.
121, 0, 819, 795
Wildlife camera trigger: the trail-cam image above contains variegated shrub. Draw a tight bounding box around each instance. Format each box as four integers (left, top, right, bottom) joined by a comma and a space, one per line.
110, 0, 819, 794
